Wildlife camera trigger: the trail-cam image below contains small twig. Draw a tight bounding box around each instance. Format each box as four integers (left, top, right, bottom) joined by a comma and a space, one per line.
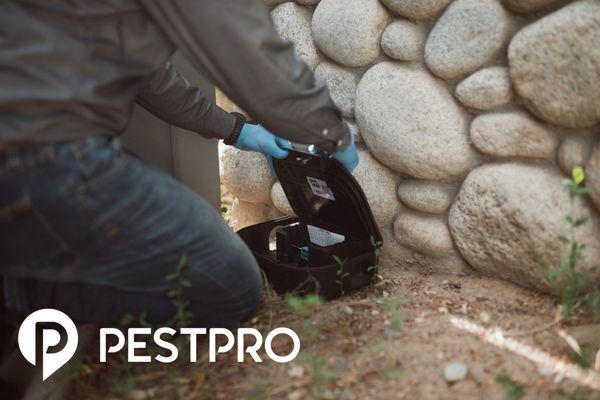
595, 350, 600, 372
505, 306, 563, 337
269, 376, 312, 396
556, 328, 583, 356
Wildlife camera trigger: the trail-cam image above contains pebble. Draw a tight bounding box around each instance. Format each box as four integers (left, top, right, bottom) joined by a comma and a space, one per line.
438, 307, 449, 314
460, 304, 468, 314
371, 309, 380, 316
479, 312, 491, 323
384, 328, 400, 338
128, 390, 147, 400
287, 389, 305, 400
343, 306, 354, 315
554, 373, 565, 384
444, 362, 469, 382
288, 365, 305, 378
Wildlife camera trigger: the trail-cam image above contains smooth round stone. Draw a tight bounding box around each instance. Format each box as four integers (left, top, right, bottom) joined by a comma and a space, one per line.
380, 0, 453, 20
381, 20, 425, 61
312, 0, 389, 67
355, 62, 474, 180
352, 148, 401, 227
315, 62, 359, 118
558, 135, 593, 176
455, 67, 512, 110
444, 362, 468, 382
230, 199, 282, 230
425, 0, 512, 80
470, 112, 559, 160
271, 181, 295, 216
394, 212, 455, 257
449, 162, 600, 294
271, 3, 321, 70
221, 147, 274, 204
508, 0, 600, 128
502, 0, 566, 14
397, 180, 454, 214
587, 144, 600, 212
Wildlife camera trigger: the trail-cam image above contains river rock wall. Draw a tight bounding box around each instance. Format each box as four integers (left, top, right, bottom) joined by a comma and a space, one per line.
219, 0, 600, 295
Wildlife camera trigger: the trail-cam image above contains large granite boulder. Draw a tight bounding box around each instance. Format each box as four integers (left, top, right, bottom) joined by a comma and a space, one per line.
425, 0, 513, 80
271, 3, 321, 70
508, 0, 600, 128
314, 62, 359, 118
312, 0, 388, 67
221, 147, 274, 204
352, 148, 401, 227
355, 62, 475, 180
449, 162, 600, 294
230, 199, 282, 230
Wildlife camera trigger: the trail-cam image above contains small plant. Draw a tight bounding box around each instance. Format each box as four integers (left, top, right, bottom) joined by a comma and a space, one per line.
332, 255, 349, 296
165, 254, 194, 329
285, 293, 323, 316
570, 345, 596, 370
367, 297, 404, 384
299, 354, 337, 398
285, 293, 323, 344
539, 166, 599, 319
381, 366, 403, 383
164, 254, 195, 356
286, 294, 335, 397
495, 371, 525, 400
368, 235, 384, 285
381, 297, 404, 333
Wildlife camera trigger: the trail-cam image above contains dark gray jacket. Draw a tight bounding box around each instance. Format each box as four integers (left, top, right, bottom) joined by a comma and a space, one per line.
0, 0, 349, 151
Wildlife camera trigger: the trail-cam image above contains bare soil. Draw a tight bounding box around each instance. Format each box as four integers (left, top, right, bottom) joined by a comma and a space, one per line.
68, 255, 600, 400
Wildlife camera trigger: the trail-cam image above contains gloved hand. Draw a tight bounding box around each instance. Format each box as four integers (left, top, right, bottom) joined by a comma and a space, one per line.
234, 123, 291, 160
330, 135, 359, 173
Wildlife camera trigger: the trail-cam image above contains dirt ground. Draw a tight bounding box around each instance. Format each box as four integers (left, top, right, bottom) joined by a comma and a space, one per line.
67, 254, 600, 400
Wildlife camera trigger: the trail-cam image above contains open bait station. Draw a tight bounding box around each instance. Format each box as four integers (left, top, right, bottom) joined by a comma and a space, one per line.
238, 150, 383, 300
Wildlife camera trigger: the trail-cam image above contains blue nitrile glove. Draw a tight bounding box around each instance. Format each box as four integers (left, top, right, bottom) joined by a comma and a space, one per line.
234, 123, 292, 160
331, 135, 359, 173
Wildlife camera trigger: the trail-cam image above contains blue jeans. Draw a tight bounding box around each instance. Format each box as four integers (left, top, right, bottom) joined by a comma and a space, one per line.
0, 135, 262, 327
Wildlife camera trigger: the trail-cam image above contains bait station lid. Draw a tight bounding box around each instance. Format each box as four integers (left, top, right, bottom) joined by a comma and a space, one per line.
237, 150, 383, 299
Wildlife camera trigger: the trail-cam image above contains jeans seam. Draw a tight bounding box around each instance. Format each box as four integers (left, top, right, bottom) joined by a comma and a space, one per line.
0, 197, 77, 273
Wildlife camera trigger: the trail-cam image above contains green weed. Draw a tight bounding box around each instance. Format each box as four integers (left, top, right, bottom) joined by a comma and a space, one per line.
539, 166, 600, 319
495, 371, 525, 400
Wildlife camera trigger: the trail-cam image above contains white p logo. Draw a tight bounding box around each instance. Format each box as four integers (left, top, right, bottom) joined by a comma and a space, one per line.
18, 309, 78, 380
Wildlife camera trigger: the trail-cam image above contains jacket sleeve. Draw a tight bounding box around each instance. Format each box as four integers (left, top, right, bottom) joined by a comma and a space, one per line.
136, 62, 236, 140
139, 0, 350, 152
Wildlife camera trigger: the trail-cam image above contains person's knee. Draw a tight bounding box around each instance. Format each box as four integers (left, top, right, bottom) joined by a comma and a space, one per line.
224, 243, 262, 319
185, 240, 262, 326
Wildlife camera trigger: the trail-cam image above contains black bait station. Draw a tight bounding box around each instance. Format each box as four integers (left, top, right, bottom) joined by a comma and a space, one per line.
238, 149, 383, 300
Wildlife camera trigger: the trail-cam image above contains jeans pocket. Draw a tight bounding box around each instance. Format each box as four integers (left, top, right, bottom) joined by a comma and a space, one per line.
72, 137, 128, 192
0, 198, 71, 270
